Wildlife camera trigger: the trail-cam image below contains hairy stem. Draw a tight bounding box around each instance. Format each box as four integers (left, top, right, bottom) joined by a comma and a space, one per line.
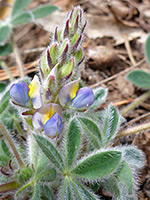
16, 180, 33, 196
0, 122, 24, 168
10, 33, 25, 78
116, 122, 150, 139
0, 60, 14, 81
121, 90, 150, 115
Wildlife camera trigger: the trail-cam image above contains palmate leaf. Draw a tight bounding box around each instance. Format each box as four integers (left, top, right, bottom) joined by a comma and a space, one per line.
71, 150, 121, 179
34, 155, 56, 182
71, 178, 98, 200
0, 90, 10, 115
33, 134, 64, 172
0, 25, 11, 44
116, 161, 133, 194
65, 118, 81, 169
11, 0, 32, 18
0, 43, 12, 56
32, 5, 58, 19
31, 183, 40, 200
11, 5, 58, 27
40, 184, 54, 200
61, 178, 74, 200
100, 103, 122, 147
11, 12, 32, 26
127, 70, 150, 89
76, 117, 102, 149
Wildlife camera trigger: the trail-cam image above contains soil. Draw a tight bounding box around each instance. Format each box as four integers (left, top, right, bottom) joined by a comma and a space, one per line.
0, 0, 150, 199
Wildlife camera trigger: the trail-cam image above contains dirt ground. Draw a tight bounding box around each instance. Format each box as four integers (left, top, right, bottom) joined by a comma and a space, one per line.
0, 0, 150, 199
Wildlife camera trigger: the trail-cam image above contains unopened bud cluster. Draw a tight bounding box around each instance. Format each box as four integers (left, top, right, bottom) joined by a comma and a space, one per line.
9, 7, 94, 138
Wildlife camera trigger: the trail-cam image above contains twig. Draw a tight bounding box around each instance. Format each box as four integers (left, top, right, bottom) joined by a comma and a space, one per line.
127, 112, 150, 125
116, 122, 150, 139
0, 122, 24, 168
89, 58, 145, 88
123, 33, 136, 66
10, 33, 25, 78
121, 90, 150, 115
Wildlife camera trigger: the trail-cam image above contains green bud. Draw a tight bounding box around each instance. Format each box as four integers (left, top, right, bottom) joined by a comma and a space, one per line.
50, 43, 57, 65
71, 33, 80, 46
73, 48, 83, 64
40, 52, 51, 78
59, 58, 74, 79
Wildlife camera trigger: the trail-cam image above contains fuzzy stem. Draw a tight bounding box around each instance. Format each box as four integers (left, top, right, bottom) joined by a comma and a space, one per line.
0, 181, 19, 193
0, 122, 24, 168
116, 122, 150, 139
121, 90, 150, 115
0, 60, 14, 81
16, 180, 33, 196
10, 33, 25, 78
13, 117, 24, 136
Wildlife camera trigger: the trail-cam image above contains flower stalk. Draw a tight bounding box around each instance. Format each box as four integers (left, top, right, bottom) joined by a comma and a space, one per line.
121, 90, 150, 115
116, 122, 150, 139
10, 33, 25, 78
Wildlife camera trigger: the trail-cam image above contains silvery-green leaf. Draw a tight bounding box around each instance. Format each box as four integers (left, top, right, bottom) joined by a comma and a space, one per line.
77, 117, 101, 149
61, 178, 74, 200
31, 183, 40, 200
34, 134, 64, 172
71, 150, 121, 179
40, 184, 54, 200
127, 70, 150, 89
65, 118, 81, 169
100, 103, 122, 146
32, 5, 58, 19
71, 178, 98, 200
34, 155, 56, 182
0, 43, 12, 56
11, 0, 32, 18
116, 161, 133, 194
11, 12, 32, 26
0, 90, 10, 115
0, 25, 11, 44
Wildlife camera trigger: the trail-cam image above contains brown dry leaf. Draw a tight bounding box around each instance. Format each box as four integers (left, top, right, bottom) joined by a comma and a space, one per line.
0, 0, 14, 20
87, 45, 119, 70
53, 0, 76, 10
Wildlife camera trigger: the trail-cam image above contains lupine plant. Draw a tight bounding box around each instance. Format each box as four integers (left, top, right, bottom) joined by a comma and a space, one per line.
0, 6, 146, 200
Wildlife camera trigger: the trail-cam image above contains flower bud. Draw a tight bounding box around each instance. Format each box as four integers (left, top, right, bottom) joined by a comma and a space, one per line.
49, 43, 58, 65
71, 87, 94, 110
10, 81, 29, 106
59, 58, 74, 79
44, 113, 63, 138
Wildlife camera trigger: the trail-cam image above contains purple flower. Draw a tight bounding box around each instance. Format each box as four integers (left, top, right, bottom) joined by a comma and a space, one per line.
32, 103, 63, 137
44, 113, 63, 137
10, 81, 29, 106
71, 87, 94, 110
59, 80, 94, 110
